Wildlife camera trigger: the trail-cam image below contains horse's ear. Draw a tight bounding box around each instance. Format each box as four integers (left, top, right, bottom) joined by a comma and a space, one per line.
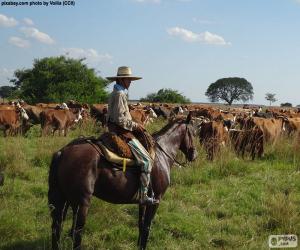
186, 112, 192, 124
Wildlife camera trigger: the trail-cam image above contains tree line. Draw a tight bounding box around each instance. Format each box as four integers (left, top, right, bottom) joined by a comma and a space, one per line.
0, 55, 295, 106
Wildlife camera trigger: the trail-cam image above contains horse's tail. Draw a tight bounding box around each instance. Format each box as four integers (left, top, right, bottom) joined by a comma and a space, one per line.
48, 150, 63, 208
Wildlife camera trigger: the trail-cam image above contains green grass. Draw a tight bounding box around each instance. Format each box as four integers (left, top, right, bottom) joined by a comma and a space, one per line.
0, 120, 299, 249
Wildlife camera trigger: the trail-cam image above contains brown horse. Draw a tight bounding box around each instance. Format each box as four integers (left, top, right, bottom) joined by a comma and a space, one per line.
48, 114, 198, 250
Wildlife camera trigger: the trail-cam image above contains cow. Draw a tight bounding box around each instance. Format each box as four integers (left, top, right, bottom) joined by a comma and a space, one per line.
55, 103, 69, 110
0, 105, 15, 110
229, 126, 264, 160
198, 120, 229, 160
169, 106, 184, 119
151, 105, 172, 119
282, 117, 300, 136
253, 111, 274, 119
40, 108, 83, 136
130, 107, 157, 126
90, 104, 108, 127
23, 104, 46, 124
36, 103, 59, 109
66, 100, 89, 110
238, 117, 285, 144
0, 105, 29, 136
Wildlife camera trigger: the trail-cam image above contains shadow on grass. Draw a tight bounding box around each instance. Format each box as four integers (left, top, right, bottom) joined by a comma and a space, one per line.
1, 238, 51, 250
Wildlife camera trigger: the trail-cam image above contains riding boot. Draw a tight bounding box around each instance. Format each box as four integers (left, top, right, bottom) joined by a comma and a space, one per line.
140, 193, 159, 205
139, 172, 159, 205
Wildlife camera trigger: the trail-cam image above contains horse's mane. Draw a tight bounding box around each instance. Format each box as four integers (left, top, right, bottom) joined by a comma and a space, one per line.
152, 118, 186, 140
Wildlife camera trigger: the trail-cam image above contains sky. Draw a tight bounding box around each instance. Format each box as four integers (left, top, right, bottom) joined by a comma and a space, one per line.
1, 0, 300, 106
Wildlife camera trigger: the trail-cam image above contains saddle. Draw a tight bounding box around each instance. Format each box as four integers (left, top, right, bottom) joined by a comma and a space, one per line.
99, 132, 133, 159
63, 135, 136, 166
99, 130, 156, 166
97, 132, 136, 166
64, 130, 155, 167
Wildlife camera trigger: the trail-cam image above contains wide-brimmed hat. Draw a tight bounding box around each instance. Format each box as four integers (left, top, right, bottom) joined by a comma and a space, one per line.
106, 66, 142, 82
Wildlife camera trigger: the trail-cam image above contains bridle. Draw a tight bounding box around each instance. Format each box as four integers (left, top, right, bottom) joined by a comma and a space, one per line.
155, 123, 193, 167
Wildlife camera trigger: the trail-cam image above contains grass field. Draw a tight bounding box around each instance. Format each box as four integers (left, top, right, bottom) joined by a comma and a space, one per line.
0, 119, 299, 250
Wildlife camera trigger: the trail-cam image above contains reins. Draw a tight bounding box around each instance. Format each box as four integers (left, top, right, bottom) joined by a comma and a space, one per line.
154, 123, 189, 168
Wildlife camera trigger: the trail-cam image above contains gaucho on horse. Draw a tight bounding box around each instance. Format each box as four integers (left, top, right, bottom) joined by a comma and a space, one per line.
105, 66, 158, 205
48, 66, 198, 250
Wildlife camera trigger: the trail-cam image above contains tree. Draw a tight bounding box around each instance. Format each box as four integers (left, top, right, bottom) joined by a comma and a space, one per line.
265, 93, 277, 106
0, 86, 15, 102
140, 88, 190, 104
280, 102, 292, 107
10, 56, 109, 104
205, 77, 253, 105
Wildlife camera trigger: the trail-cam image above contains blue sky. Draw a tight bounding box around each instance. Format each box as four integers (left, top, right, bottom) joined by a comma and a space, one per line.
1, 0, 300, 105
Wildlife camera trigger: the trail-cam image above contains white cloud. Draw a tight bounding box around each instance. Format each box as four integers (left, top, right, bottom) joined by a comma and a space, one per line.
62, 48, 113, 65
167, 27, 230, 45
23, 18, 34, 26
9, 36, 30, 48
0, 14, 18, 27
20, 27, 55, 45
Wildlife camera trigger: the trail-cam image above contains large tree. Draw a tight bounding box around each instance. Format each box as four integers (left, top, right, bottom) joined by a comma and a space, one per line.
140, 88, 190, 103
205, 77, 254, 105
10, 56, 109, 104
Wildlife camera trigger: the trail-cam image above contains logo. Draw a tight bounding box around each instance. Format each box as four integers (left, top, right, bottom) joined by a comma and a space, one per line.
269, 235, 298, 248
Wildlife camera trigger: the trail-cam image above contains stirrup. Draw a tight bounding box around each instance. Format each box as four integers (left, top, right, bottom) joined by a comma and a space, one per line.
140, 196, 159, 205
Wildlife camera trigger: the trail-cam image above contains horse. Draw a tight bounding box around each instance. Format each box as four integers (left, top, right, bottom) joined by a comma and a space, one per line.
48, 114, 198, 250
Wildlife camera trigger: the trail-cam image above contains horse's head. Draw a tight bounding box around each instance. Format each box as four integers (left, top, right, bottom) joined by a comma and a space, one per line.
179, 113, 198, 162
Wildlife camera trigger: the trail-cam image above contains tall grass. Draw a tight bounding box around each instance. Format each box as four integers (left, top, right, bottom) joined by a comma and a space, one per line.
0, 120, 299, 249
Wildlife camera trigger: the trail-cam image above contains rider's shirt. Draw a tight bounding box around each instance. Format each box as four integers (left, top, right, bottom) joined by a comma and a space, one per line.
107, 84, 138, 131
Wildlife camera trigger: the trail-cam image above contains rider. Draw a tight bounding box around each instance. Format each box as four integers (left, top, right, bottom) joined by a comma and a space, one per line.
106, 66, 159, 205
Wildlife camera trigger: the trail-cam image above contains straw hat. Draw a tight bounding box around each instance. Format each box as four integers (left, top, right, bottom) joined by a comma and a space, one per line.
106, 66, 142, 82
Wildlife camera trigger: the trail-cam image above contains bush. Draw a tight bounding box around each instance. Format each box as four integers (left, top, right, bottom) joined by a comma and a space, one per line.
280, 102, 293, 107
140, 88, 190, 104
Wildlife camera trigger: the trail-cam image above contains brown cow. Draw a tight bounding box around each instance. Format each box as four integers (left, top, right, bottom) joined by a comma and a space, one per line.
283, 118, 300, 135
199, 120, 229, 160
40, 108, 83, 136
0, 106, 14, 111
239, 117, 284, 144
23, 104, 46, 124
36, 103, 59, 109
90, 104, 108, 126
130, 107, 157, 126
229, 127, 264, 160
0, 106, 29, 136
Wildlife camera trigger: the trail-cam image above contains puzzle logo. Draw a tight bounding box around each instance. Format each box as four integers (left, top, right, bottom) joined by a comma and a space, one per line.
269, 235, 298, 248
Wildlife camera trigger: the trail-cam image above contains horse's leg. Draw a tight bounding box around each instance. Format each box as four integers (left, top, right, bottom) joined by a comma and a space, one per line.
137, 204, 146, 247
72, 196, 92, 250
139, 204, 159, 250
50, 199, 68, 250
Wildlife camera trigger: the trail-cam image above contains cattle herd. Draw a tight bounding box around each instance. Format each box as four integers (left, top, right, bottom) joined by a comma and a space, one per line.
1, 100, 300, 160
